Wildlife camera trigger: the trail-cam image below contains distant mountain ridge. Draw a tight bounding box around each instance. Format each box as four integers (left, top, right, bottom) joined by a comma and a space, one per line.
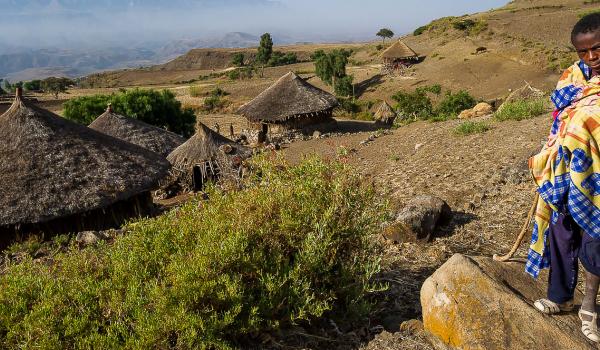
0, 32, 294, 81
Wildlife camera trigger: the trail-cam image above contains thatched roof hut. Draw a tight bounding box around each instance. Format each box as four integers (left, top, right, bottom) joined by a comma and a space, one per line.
0, 89, 171, 241
374, 101, 397, 125
237, 72, 338, 131
89, 104, 186, 157
381, 40, 418, 61
167, 122, 251, 191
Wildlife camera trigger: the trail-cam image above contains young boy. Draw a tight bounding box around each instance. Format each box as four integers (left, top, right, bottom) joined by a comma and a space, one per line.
529, 13, 600, 342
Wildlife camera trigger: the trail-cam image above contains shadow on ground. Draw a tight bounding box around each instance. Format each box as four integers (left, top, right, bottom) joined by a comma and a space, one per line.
335, 120, 391, 133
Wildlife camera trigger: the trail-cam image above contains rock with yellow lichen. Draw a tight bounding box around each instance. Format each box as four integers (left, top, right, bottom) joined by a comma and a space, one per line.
420, 254, 594, 350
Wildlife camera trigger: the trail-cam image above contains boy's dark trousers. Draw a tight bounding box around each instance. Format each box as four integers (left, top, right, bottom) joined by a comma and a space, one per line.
547, 213, 581, 303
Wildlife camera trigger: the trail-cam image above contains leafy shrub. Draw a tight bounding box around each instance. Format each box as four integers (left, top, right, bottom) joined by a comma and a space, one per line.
203, 95, 226, 111
337, 97, 361, 114
454, 121, 490, 135
334, 75, 354, 97
23, 79, 42, 91
0, 157, 385, 349
494, 98, 548, 121
63, 89, 196, 137
376, 44, 384, 51
435, 90, 476, 118
268, 51, 298, 66
227, 67, 254, 80
413, 25, 429, 36
452, 19, 476, 31
392, 89, 433, 120
231, 52, 245, 67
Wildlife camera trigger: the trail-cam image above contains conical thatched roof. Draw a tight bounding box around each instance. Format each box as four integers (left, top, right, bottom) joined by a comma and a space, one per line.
374, 101, 396, 124
89, 105, 186, 157
0, 90, 171, 227
237, 71, 338, 123
167, 122, 251, 170
382, 41, 418, 59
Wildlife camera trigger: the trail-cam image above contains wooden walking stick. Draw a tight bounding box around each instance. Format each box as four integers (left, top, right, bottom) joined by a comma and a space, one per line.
493, 191, 539, 262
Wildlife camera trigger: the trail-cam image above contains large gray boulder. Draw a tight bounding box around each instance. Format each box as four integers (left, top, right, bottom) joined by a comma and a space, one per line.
421, 254, 594, 350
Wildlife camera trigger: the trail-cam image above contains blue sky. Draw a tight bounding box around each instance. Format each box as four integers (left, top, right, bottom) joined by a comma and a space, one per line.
0, 0, 509, 48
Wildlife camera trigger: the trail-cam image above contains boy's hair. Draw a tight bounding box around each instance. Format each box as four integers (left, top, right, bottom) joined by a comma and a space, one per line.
572, 13, 600, 42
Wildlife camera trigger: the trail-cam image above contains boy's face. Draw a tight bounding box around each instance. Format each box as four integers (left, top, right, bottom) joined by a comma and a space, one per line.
573, 30, 600, 75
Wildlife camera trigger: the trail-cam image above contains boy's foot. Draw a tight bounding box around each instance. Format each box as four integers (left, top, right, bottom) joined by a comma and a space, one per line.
533, 298, 574, 314
579, 309, 600, 342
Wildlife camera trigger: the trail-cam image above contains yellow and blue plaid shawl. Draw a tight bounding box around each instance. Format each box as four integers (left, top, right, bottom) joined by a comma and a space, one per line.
527, 61, 600, 278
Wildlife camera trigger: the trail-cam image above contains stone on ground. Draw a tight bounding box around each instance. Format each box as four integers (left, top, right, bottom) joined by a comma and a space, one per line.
421, 254, 594, 350
395, 195, 452, 242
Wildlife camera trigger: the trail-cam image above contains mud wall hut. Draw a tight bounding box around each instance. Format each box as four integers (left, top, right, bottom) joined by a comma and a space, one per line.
237, 71, 339, 135
0, 89, 171, 245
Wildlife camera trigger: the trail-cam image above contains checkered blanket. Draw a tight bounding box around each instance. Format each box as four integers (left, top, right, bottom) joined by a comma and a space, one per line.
526, 61, 600, 278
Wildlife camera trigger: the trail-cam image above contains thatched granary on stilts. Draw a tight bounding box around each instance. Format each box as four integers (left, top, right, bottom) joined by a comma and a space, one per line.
167, 122, 251, 192
0, 89, 170, 245
374, 101, 397, 126
89, 104, 186, 157
381, 40, 419, 74
237, 71, 339, 135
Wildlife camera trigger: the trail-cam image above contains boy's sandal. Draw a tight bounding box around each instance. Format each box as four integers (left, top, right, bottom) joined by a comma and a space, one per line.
579, 309, 600, 343
533, 298, 574, 314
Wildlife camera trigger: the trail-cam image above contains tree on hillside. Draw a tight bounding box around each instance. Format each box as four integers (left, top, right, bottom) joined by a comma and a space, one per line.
256, 33, 273, 77
23, 80, 42, 91
376, 28, 394, 44
41, 77, 74, 98
313, 49, 354, 96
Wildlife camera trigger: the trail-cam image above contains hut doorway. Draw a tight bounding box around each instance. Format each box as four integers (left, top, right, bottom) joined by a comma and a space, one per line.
192, 165, 204, 191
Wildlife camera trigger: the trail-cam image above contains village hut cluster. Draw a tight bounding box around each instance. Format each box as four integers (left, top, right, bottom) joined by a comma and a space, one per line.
0, 88, 252, 245
0, 65, 394, 245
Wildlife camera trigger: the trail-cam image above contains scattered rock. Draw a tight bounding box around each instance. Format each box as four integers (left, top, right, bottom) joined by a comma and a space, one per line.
421, 254, 594, 349
312, 130, 322, 139
395, 195, 452, 242
76, 231, 101, 246
414, 143, 425, 152
458, 102, 493, 119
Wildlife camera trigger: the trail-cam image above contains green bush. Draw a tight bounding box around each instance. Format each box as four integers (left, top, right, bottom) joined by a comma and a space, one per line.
203, 95, 227, 111
436, 90, 476, 118
63, 89, 196, 137
0, 157, 385, 349
413, 25, 429, 36
268, 51, 298, 66
334, 75, 354, 97
227, 67, 254, 80
231, 52, 245, 67
454, 121, 490, 135
452, 19, 476, 31
392, 89, 433, 120
494, 98, 548, 121
337, 97, 361, 114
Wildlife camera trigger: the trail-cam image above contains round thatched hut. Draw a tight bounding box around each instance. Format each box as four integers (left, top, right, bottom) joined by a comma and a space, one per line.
237, 71, 338, 135
89, 104, 186, 157
374, 101, 397, 125
381, 40, 419, 73
167, 122, 251, 191
0, 89, 171, 243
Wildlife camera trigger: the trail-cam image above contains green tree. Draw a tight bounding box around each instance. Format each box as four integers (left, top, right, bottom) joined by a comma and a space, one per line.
435, 90, 476, 117
63, 89, 197, 137
23, 80, 41, 91
41, 77, 74, 98
231, 52, 245, 67
256, 33, 273, 77
376, 28, 394, 44
334, 75, 354, 97
314, 49, 352, 95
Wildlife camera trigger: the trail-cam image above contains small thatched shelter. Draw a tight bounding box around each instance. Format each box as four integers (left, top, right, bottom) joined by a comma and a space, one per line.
374, 101, 397, 125
0, 89, 171, 243
237, 71, 338, 134
167, 122, 251, 191
382, 40, 419, 73
89, 104, 186, 157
